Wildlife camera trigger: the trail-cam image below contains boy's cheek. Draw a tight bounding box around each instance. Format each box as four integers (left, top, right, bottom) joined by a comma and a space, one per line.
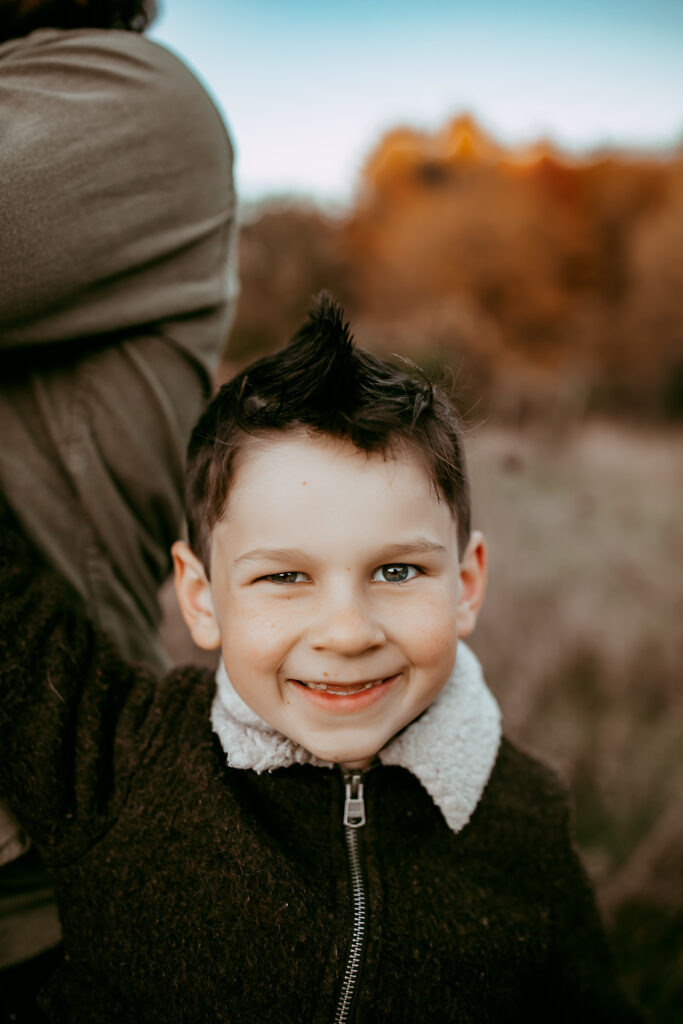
393, 599, 459, 666
219, 592, 459, 674
415, 627, 459, 667
221, 607, 295, 672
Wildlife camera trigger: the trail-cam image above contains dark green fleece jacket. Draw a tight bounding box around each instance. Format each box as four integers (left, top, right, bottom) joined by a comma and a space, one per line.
0, 511, 640, 1023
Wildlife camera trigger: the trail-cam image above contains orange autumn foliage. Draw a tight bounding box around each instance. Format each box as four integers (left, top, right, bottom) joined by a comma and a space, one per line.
230, 116, 683, 421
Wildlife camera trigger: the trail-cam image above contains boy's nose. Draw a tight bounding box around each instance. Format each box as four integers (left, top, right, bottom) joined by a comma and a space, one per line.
308, 595, 386, 656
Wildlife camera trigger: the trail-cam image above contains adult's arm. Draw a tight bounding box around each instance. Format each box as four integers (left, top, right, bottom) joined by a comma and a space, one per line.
0, 494, 166, 866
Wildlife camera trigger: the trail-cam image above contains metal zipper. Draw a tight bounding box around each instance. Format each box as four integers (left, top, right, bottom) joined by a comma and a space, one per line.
333, 771, 368, 1024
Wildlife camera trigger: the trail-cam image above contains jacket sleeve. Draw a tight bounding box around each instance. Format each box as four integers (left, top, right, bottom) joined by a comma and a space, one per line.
530, 774, 643, 1023
0, 496, 165, 868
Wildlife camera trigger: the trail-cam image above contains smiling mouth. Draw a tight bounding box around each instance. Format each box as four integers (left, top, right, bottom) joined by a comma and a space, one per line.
293, 676, 395, 696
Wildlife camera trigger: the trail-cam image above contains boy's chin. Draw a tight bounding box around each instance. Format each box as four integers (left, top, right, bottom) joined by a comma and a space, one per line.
300, 736, 384, 769
336, 756, 376, 771
293, 711, 418, 768
326, 749, 376, 770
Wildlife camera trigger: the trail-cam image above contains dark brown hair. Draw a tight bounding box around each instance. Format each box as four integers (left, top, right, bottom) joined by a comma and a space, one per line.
1, 0, 155, 40
186, 294, 471, 572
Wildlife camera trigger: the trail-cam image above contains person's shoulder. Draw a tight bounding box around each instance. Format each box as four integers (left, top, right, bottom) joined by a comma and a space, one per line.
156, 662, 217, 712
452, 736, 588, 897
471, 736, 573, 851
52, 29, 201, 84
153, 663, 219, 741
1, 27, 224, 124
490, 736, 568, 808
2, 26, 183, 75
0, 26, 231, 172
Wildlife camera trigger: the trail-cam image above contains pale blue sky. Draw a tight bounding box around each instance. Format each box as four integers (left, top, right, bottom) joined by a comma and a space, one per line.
150, 0, 683, 205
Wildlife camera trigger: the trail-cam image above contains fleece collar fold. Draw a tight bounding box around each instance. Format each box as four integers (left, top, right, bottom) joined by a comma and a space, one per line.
211, 642, 501, 835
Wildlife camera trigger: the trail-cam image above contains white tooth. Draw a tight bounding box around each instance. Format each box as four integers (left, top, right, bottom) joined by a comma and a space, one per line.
301, 678, 385, 694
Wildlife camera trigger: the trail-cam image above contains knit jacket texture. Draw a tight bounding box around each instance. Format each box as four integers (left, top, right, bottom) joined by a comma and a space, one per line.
0, 511, 640, 1024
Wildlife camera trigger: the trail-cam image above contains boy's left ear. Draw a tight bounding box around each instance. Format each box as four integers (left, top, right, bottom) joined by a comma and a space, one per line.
171, 541, 222, 651
456, 531, 487, 639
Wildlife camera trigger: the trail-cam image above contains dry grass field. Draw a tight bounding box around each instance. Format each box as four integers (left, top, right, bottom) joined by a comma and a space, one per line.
162, 420, 682, 1021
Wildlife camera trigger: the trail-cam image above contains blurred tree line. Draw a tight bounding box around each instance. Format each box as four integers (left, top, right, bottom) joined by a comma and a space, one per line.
229, 116, 683, 423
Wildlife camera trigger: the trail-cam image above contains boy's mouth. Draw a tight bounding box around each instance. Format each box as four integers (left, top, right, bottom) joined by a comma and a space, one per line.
293, 675, 395, 696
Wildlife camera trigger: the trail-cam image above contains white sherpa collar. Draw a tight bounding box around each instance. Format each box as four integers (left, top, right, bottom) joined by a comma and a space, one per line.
211, 642, 502, 835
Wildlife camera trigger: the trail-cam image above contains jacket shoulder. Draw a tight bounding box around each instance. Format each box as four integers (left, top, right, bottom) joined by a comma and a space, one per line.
469, 736, 574, 857
490, 735, 569, 808
152, 664, 218, 740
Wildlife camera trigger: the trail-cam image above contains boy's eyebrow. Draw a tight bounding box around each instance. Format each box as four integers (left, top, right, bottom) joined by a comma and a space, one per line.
233, 539, 447, 568
233, 547, 310, 567
371, 540, 448, 561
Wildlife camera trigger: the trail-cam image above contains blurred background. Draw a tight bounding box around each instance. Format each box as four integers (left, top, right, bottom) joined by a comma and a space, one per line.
153, 2, 683, 1019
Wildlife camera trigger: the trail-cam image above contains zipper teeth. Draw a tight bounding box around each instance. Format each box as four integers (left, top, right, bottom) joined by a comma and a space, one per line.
333, 825, 367, 1024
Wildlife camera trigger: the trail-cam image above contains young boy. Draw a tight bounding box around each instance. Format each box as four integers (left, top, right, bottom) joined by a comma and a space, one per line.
0, 297, 640, 1023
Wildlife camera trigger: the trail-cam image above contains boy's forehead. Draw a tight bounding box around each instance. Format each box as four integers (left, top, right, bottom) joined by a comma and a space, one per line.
225, 430, 433, 506
213, 430, 457, 553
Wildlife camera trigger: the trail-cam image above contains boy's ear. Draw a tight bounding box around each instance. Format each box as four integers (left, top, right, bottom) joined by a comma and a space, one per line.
171, 541, 222, 651
456, 531, 487, 639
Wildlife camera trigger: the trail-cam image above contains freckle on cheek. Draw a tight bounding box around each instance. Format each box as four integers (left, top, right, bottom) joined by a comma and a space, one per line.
412, 628, 454, 661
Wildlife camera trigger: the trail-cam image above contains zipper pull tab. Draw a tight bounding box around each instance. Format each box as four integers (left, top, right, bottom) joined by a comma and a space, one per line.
343, 772, 366, 828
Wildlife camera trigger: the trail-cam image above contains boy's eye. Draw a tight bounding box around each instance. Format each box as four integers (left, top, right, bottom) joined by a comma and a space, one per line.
260, 571, 309, 584
372, 563, 420, 584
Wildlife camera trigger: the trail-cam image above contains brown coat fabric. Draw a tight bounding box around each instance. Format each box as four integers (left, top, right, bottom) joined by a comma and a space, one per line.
0, 510, 641, 1023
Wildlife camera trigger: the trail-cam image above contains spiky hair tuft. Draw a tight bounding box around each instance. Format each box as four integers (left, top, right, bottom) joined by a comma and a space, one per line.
232, 292, 361, 434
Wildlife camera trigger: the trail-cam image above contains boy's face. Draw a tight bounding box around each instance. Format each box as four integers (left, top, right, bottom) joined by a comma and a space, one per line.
174, 432, 486, 768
